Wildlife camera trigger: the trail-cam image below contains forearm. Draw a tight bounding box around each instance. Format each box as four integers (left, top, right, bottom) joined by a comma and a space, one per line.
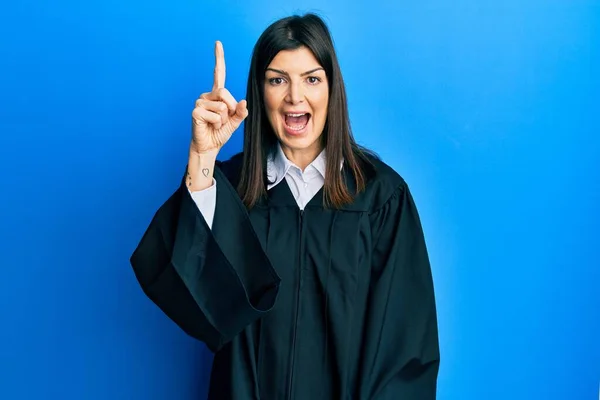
187, 145, 219, 192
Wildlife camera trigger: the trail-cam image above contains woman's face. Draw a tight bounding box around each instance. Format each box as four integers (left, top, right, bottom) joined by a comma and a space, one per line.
263, 46, 329, 162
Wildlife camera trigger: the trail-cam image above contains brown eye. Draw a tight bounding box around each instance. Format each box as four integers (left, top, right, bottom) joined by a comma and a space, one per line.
307, 76, 321, 84
268, 77, 285, 85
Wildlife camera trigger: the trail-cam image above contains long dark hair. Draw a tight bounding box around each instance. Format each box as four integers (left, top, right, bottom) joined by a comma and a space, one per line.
238, 13, 376, 209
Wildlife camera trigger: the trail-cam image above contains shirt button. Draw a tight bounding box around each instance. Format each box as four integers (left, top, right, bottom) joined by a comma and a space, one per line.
304, 183, 308, 188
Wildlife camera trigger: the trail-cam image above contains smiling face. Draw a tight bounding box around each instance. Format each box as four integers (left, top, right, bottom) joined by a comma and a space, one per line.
263, 46, 329, 166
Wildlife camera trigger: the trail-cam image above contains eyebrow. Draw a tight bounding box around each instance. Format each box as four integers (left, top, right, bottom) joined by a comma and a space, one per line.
265, 67, 324, 76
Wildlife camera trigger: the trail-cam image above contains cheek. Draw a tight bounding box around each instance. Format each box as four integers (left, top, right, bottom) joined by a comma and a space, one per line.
263, 87, 282, 110
263, 90, 280, 126
312, 89, 329, 122
263, 93, 275, 112
315, 85, 329, 106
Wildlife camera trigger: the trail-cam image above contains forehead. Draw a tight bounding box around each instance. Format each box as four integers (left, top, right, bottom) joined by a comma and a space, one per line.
266, 46, 322, 72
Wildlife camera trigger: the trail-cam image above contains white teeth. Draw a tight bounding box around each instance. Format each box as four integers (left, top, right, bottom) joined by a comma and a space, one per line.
286, 113, 307, 117
287, 123, 307, 131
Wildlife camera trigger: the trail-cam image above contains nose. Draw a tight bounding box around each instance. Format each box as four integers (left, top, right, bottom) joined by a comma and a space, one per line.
285, 81, 304, 105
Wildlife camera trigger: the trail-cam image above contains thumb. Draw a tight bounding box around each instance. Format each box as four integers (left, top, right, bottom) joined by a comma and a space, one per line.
231, 99, 249, 127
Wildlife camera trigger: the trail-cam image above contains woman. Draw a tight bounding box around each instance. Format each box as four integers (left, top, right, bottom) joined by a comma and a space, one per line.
131, 13, 440, 399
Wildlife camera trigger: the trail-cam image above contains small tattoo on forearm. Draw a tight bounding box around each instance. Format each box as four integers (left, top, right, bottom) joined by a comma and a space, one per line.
185, 166, 209, 188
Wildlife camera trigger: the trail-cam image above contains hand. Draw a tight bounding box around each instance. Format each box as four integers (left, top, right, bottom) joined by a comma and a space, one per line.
190, 41, 248, 155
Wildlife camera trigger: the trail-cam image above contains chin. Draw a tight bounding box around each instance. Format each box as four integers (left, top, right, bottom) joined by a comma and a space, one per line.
278, 134, 322, 153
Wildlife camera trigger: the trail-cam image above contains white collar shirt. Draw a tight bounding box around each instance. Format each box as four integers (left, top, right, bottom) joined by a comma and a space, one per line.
266, 143, 326, 210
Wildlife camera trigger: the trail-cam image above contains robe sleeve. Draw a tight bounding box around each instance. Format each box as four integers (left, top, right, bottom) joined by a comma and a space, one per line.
129, 163, 281, 353
359, 182, 440, 399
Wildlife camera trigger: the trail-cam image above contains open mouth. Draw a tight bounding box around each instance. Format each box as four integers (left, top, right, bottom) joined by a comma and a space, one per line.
283, 112, 311, 132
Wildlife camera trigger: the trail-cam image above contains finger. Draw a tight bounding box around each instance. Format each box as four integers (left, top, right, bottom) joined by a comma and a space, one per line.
230, 99, 249, 127
203, 88, 237, 113
192, 107, 222, 130
196, 98, 229, 124
196, 99, 227, 114
212, 40, 226, 91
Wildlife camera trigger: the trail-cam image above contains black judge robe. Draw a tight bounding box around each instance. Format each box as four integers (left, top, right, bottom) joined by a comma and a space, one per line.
130, 152, 440, 399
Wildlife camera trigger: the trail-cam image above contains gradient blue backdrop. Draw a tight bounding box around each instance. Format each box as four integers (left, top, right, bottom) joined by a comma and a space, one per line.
1, 0, 598, 399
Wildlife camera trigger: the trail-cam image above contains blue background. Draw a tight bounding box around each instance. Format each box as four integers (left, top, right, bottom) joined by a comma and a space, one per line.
1, 0, 598, 399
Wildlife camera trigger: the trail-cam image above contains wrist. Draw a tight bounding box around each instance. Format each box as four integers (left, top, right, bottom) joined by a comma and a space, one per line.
189, 141, 220, 159
187, 149, 217, 192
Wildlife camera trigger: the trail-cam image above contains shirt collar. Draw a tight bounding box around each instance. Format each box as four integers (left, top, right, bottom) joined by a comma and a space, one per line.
267, 143, 327, 189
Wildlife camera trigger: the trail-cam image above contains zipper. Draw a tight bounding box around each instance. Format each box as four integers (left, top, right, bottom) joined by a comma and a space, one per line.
287, 208, 304, 399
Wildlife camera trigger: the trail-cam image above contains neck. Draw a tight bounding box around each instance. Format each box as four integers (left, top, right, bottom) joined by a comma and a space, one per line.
280, 142, 324, 171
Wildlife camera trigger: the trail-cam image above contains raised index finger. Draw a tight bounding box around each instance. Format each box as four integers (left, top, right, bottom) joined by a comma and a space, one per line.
213, 40, 226, 90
